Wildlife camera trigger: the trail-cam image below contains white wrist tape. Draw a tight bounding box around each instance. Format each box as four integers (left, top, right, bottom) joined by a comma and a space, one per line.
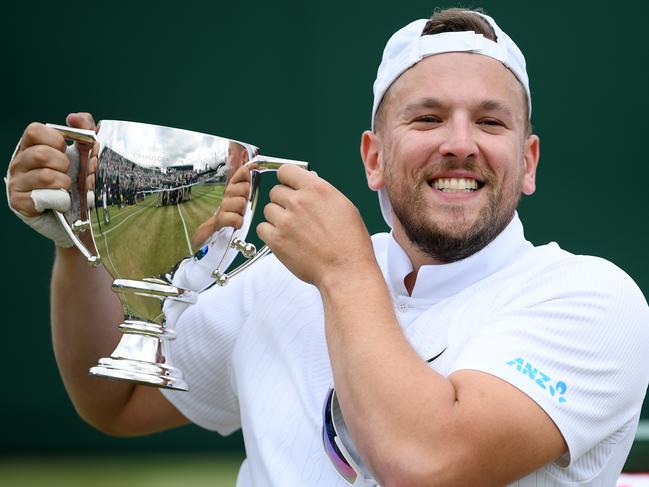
31, 188, 71, 213
5, 144, 82, 248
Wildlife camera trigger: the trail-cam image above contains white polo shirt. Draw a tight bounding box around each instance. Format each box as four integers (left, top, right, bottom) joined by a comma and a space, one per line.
162, 214, 649, 486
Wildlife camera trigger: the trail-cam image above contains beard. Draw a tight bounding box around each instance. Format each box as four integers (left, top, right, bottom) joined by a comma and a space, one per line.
385, 158, 522, 263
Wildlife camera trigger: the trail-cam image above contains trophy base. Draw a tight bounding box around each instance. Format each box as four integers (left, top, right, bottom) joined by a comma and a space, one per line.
90, 357, 188, 391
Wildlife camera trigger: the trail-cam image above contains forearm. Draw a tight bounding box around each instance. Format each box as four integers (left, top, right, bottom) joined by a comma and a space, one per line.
319, 265, 459, 485
50, 245, 135, 432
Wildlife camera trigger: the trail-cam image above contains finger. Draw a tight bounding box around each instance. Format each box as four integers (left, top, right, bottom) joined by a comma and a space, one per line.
13, 167, 73, 193
86, 154, 97, 191
230, 163, 256, 185
32, 188, 72, 213
268, 184, 295, 209
11, 144, 71, 174
276, 163, 313, 189
65, 112, 97, 131
8, 169, 72, 217
219, 195, 247, 214
8, 190, 38, 216
223, 179, 250, 199
256, 221, 276, 246
216, 211, 244, 230
88, 141, 100, 171
262, 201, 286, 226
86, 174, 95, 192
18, 123, 67, 154
11, 187, 70, 217
88, 154, 97, 175
65, 114, 97, 169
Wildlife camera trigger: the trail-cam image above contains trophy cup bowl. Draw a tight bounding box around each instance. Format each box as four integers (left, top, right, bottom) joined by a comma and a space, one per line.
38, 120, 308, 391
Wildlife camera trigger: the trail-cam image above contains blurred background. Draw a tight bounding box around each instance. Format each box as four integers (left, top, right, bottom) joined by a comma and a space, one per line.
1, 0, 647, 484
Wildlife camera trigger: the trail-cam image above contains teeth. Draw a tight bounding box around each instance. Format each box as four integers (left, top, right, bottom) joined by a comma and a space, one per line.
433, 178, 478, 192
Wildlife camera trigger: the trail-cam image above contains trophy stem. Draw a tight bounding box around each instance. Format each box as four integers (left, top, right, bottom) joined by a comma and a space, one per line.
89, 318, 188, 391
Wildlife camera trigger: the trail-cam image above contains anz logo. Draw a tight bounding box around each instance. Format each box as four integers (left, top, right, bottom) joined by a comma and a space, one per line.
506, 357, 568, 404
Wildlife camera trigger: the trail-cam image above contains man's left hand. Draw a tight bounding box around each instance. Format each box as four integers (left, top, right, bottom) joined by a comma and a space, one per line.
257, 164, 377, 288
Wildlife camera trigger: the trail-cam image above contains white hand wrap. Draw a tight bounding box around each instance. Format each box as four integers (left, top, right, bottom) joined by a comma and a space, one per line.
5, 144, 82, 248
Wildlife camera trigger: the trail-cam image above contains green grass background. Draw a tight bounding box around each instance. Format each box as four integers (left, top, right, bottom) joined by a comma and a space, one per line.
0, 455, 243, 487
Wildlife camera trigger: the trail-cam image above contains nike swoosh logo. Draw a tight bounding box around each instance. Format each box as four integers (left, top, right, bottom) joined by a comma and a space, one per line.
426, 347, 447, 363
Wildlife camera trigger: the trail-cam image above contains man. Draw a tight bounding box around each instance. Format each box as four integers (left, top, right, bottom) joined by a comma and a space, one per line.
6, 8, 648, 487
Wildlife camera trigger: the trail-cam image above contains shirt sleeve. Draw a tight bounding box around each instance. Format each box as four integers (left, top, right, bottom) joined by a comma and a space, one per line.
449, 255, 649, 465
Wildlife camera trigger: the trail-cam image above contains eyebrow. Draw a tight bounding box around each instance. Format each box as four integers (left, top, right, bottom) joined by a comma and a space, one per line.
399, 97, 515, 119
400, 97, 445, 116
479, 99, 515, 119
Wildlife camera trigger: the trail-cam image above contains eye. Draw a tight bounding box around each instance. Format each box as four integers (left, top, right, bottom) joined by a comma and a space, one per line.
412, 115, 442, 126
477, 118, 509, 133
479, 118, 505, 127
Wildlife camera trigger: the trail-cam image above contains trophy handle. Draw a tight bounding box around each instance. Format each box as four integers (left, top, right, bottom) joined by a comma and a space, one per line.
43, 123, 100, 266
212, 155, 309, 286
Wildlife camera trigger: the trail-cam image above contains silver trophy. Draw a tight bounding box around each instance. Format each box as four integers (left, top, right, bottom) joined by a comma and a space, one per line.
41, 120, 308, 391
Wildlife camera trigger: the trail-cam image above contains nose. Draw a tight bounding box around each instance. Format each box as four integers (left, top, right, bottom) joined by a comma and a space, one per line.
438, 116, 478, 160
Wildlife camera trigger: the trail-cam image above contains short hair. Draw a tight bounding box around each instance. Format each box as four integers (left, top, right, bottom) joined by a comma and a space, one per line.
374, 8, 531, 135
421, 7, 496, 38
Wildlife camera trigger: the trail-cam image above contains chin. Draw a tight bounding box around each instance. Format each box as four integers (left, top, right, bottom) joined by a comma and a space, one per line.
429, 206, 483, 234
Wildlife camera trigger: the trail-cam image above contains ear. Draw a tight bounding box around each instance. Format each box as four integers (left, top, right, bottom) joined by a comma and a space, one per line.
360, 130, 385, 191
521, 134, 539, 196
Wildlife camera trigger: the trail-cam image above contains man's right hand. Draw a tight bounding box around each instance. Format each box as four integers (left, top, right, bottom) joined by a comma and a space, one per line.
8, 112, 97, 216
6, 113, 97, 246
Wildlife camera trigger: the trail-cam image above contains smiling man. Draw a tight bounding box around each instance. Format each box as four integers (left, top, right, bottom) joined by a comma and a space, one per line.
250, 10, 647, 485
367, 52, 537, 269
6, 7, 649, 487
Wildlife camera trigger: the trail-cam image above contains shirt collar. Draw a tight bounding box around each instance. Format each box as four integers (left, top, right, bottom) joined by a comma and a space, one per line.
387, 212, 533, 299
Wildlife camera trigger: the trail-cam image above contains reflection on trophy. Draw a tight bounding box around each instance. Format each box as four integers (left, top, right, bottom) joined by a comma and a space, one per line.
42, 120, 308, 391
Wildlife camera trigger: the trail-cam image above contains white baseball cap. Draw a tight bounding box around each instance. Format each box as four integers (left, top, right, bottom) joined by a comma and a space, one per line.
372, 11, 531, 226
